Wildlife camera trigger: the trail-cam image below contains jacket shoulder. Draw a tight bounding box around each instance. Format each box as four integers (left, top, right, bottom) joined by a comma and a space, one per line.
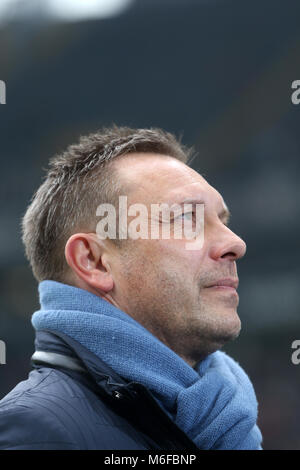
0, 367, 152, 450
0, 368, 86, 449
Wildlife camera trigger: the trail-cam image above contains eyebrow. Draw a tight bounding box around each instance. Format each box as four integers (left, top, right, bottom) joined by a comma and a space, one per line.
171, 197, 231, 224
218, 208, 231, 225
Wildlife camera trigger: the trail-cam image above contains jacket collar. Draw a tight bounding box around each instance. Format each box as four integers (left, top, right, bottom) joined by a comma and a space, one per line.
31, 328, 199, 451
32, 328, 134, 398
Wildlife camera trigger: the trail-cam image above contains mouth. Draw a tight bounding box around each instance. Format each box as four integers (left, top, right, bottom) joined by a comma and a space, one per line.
205, 278, 239, 297
206, 278, 239, 289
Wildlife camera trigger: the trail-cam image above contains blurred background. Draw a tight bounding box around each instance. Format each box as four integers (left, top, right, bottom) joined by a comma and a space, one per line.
0, 0, 299, 450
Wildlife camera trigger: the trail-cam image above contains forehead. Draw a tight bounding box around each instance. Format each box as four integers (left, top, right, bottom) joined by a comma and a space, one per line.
115, 153, 226, 208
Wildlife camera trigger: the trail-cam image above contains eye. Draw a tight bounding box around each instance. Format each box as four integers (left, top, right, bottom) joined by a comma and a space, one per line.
177, 212, 197, 231
178, 211, 193, 221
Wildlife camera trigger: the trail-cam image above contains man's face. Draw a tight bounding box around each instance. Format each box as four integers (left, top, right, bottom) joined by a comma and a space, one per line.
108, 153, 247, 366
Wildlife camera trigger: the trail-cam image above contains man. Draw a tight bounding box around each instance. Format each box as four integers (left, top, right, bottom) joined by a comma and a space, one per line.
0, 126, 262, 450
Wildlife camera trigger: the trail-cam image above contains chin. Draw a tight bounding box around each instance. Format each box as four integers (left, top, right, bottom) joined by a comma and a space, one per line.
218, 312, 241, 342
202, 326, 241, 359
188, 315, 241, 362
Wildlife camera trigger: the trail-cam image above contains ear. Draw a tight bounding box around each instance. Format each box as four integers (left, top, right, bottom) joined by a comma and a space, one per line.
64, 233, 114, 293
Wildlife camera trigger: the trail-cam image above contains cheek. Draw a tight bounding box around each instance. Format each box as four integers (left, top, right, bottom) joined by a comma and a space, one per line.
159, 238, 207, 272
123, 239, 207, 288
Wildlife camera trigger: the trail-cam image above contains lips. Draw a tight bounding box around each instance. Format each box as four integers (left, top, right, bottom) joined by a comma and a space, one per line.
206, 278, 239, 289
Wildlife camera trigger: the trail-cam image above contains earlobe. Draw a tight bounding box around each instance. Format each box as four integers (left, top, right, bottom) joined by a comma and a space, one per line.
65, 233, 114, 294
65, 236, 92, 273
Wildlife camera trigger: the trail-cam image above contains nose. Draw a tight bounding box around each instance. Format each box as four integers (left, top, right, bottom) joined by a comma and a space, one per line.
209, 226, 247, 261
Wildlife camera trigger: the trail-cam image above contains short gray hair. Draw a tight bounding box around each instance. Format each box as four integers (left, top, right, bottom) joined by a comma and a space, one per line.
22, 125, 194, 282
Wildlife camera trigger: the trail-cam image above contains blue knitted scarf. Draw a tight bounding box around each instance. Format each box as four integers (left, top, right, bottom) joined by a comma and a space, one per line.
31, 280, 262, 450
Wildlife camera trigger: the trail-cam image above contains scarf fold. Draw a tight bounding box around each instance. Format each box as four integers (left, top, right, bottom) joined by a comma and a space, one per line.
31, 280, 262, 450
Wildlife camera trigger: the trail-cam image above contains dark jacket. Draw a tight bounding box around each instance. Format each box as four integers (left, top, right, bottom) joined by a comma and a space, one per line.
0, 329, 198, 450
